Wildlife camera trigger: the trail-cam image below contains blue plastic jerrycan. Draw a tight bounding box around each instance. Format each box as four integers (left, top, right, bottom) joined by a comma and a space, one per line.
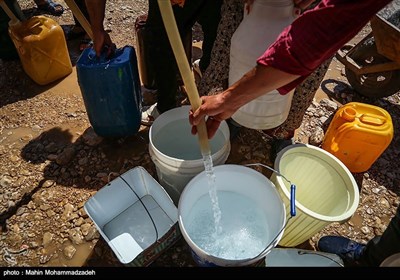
76, 45, 142, 137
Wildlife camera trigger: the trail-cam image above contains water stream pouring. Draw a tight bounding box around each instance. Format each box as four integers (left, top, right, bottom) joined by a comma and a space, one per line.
157, 0, 222, 238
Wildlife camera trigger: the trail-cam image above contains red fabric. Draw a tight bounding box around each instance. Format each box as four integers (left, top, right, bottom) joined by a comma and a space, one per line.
256, 0, 393, 94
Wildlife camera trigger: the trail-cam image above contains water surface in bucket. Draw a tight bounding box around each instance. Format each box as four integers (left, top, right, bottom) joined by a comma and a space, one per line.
153, 119, 225, 160
186, 191, 269, 260
281, 153, 351, 215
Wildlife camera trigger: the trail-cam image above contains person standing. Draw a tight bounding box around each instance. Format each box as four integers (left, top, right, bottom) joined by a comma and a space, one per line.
140, 0, 223, 125
197, 0, 332, 156
189, 0, 393, 142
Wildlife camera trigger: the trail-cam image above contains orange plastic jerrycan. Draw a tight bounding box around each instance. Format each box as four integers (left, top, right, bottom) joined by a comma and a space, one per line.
322, 102, 393, 173
8, 16, 72, 85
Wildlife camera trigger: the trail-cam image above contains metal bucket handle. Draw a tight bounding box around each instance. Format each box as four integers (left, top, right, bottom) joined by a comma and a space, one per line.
243, 163, 297, 261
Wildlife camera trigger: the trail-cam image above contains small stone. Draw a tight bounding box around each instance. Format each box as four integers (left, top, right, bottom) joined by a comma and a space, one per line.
63, 245, 77, 260
42, 232, 54, 247
42, 180, 55, 188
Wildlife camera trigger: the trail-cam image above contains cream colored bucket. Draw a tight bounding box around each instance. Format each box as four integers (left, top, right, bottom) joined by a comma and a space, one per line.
270, 144, 360, 247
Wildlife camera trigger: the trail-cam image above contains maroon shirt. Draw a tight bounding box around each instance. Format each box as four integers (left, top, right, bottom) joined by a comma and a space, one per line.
257, 0, 393, 94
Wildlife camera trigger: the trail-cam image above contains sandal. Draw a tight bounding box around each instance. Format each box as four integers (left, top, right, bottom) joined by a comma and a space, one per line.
192, 59, 202, 78
36, 0, 64, 17
141, 103, 160, 126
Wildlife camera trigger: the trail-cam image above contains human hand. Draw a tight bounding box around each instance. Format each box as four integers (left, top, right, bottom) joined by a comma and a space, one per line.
293, 0, 315, 16
170, 0, 185, 7
293, 0, 315, 10
92, 29, 114, 58
189, 94, 236, 139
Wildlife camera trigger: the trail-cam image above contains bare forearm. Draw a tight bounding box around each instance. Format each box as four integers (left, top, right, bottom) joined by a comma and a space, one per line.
85, 0, 106, 34
221, 64, 300, 111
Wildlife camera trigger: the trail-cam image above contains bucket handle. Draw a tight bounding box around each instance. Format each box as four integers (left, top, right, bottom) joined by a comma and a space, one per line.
240, 163, 297, 262
245, 163, 296, 217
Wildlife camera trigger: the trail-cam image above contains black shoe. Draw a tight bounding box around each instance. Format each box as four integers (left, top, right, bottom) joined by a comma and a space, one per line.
317, 236, 366, 266
270, 137, 294, 161
226, 118, 241, 140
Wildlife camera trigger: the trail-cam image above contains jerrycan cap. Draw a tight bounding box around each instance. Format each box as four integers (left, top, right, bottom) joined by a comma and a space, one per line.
340, 107, 356, 122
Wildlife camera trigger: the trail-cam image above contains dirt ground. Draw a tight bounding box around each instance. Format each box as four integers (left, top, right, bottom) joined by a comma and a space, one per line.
0, 0, 399, 269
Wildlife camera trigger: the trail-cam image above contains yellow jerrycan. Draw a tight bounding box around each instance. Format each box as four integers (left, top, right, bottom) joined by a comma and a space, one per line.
1, 0, 72, 85
322, 102, 393, 173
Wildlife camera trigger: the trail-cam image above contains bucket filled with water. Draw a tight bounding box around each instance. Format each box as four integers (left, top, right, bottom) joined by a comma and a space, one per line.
178, 164, 286, 267
149, 105, 230, 206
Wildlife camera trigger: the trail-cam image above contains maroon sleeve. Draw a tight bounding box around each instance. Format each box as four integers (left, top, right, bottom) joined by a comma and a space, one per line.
256, 0, 393, 94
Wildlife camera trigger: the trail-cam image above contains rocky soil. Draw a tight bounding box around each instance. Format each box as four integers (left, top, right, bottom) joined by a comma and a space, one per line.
0, 0, 399, 268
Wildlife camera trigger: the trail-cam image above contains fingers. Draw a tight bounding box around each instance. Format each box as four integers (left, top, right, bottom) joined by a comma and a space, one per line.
190, 98, 207, 125
103, 43, 116, 58
190, 117, 220, 139
94, 42, 102, 57
93, 31, 114, 57
244, 0, 254, 14
206, 117, 221, 139
190, 110, 221, 139
293, 0, 315, 10
191, 125, 197, 136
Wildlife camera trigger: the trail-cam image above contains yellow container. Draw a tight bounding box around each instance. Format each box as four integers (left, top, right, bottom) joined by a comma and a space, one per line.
8, 16, 72, 85
271, 144, 359, 247
322, 102, 393, 173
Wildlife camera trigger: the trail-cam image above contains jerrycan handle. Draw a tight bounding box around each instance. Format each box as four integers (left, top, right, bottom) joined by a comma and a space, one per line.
360, 114, 386, 126
26, 17, 43, 29
87, 44, 116, 63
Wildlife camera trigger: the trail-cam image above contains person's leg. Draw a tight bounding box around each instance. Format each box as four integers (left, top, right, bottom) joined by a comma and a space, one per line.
195, 0, 244, 139
73, 0, 90, 29
196, 0, 223, 73
73, 0, 92, 51
264, 57, 332, 140
264, 57, 332, 159
198, 0, 244, 97
318, 205, 400, 266
361, 205, 400, 266
146, 0, 207, 113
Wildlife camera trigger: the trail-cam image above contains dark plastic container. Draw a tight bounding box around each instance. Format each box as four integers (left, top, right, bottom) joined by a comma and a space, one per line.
76, 46, 142, 137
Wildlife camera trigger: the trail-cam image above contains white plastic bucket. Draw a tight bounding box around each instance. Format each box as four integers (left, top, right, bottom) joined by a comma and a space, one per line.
270, 144, 360, 247
265, 248, 344, 267
229, 0, 295, 130
149, 106, 230, 205
178, 164, 286, 267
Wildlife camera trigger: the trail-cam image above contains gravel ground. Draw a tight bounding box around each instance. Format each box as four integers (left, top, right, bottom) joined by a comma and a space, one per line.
0, 0, 399, 269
